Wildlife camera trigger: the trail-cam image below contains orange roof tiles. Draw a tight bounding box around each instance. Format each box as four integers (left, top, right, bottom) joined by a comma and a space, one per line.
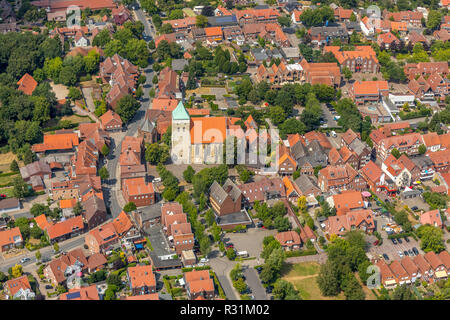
0, 227, 23, 248
127, 265, 156, 289
420, 209, 443, 228
191, 117, 240, 144
151, 98, 179, 111
112, 210, 133, 235
275, 231, 301, 246
123, 177, 154, 196
100, 110, 122, 127
352, 80, 388, 95
32, 132, 79, 153
5, 275, 32, 296
60, 198, 77, 209
34, 214, 52, 231
204, 26, 222, 37
17, 73, 38, 95
46, 216, 83, 240
59, 285, 100, 300
333, 191, 364, 216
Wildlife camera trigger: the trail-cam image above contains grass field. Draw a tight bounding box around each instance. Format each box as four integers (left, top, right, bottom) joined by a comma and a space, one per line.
61, 114, 93, 124
0, 173, 19, 186
0, 152, 20, 173
282, 262, 345, 300
283, 262, 377, 300
0, 187, 14, 198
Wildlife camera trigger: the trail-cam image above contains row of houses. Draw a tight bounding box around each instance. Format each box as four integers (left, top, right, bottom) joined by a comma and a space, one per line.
376, 251, 450, 289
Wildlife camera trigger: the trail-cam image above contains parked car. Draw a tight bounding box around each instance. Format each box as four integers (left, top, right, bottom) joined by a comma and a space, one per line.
45, 285, 53, 290
391, 238, 397, 245
408, 249, 414, 256
0, 194, 6, 199
411, 206, 418, 211
256, 267, 262, 274
412, 247, 419, 255
397, 238, 403, 244
226, 243, 234, 249
373, 240, 379, 246
383, 253, 389, 260
404, 250, 409, 256
256, 221, 263, 228
265, 286, 273, 294
42, 257, 51, 263
398, 251, 404, 258
200, 258, 209, 263
20, 257, 31, 264
404, 237, 410, 243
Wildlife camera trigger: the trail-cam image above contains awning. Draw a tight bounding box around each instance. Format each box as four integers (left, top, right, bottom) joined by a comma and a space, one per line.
435, 270, 447, 279
385, 280, 397, 285
361, 191, 371, 197
135, 244, 144, 249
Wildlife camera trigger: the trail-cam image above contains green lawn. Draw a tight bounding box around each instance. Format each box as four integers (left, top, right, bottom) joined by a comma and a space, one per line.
0, 173, 19, 186
281, 262, 321, 278
0, 187, 14, 198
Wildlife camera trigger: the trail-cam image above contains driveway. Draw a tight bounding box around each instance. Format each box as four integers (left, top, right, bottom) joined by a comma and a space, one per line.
243, 266, 268, 300
81, 87, 96, 113
225, 227, 277, 259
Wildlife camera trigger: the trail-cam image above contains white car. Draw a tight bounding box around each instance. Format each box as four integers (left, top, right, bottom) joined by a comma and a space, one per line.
200, 258, 209, 263
398, 251, 404, 258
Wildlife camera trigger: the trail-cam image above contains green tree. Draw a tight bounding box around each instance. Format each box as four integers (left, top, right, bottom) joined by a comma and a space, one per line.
226, 248, 236, 260
12, 177, 31, 200
115, 95, 140, 123
35, 250, 41, 261
99, 167, 109, 180
199, 236, 211, 257
233, 278, 247, 293
160, 23, 173, 34
196, 15, 208, 27
68, 87, 82, 101
418, 144, 427, 154
391, 148, 401, 159
53, 243, 59, 253
123, 202, 137, 213
426, 10, 442, 30
183, 166, 195, 183
205, 209, 216, 227
73, 201, 83, 216
391, 284, 417, 300
273, 279, 301, 300
416, 224, 445, 253
101, 144, 110, 157
343, 67, 352, 81
145, 143, 169, 165
10, 160, 19, 172
211, 223, 222, 242
341, 272, 365, 300
317, 260, 341, 296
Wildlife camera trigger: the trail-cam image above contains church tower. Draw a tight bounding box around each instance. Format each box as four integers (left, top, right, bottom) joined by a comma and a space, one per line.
171, 101, 191, 164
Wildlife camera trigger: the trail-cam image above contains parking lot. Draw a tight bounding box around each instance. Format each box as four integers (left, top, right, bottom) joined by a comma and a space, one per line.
320, 103, 340, 128
224, 227, 277, 260
401, 196, 430, 212
368, 214, 423, 262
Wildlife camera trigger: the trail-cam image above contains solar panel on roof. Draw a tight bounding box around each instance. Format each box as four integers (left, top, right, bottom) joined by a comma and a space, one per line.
66, 291, 81, 300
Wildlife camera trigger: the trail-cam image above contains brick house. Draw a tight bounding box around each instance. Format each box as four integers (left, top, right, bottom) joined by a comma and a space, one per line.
349, 80, 389, 105
275, 231, 301, 250
46, 216, 84, 243
184, 270, 215, 300
100, 110, 123, 131
85, 222, 119, 254
127, 265, 156, 296
324, 46, 379, 73
324, 209, 375, 236
122, 177, 155, 207
318, 164, 366, 193
0, 227, 23, 252
209, 178, 242, 216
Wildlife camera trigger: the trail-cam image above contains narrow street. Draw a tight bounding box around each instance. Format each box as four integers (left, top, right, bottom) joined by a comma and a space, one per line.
105, 5, 156, 218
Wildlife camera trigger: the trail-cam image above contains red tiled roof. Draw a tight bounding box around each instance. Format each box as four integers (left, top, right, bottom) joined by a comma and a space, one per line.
17, 73, 37, 95
128, 265, 156, 289
112, 211, 133, 235
0, 227, 23, 249
46, 216, 84, 240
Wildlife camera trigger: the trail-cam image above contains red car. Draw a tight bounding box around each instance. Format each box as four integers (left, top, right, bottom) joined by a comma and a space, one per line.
226, 244, 234, 249
373, 240, 379, 246
0, 194, 6, 199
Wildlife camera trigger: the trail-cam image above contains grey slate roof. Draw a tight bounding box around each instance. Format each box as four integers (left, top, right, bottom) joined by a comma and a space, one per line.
222, 178, 242, 202
136, 203, 162, 222
292, 140, 328, 168
294, 175, 319, 194
140, 118, 155, 133
210, 181, 228, 205
349, 138, 369, 157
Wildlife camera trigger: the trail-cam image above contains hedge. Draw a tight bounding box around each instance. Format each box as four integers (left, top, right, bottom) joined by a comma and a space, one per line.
285, 248, 317, 258
181, 266, 211, 273
387, 232, 414, 239
210, 271, 226, 299
0, 172, 18, 177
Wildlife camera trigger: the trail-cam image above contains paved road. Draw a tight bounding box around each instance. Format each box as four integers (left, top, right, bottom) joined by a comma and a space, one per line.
0, 235, 85, 273
105, 6, 156, 218
243, 266, 268, 300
